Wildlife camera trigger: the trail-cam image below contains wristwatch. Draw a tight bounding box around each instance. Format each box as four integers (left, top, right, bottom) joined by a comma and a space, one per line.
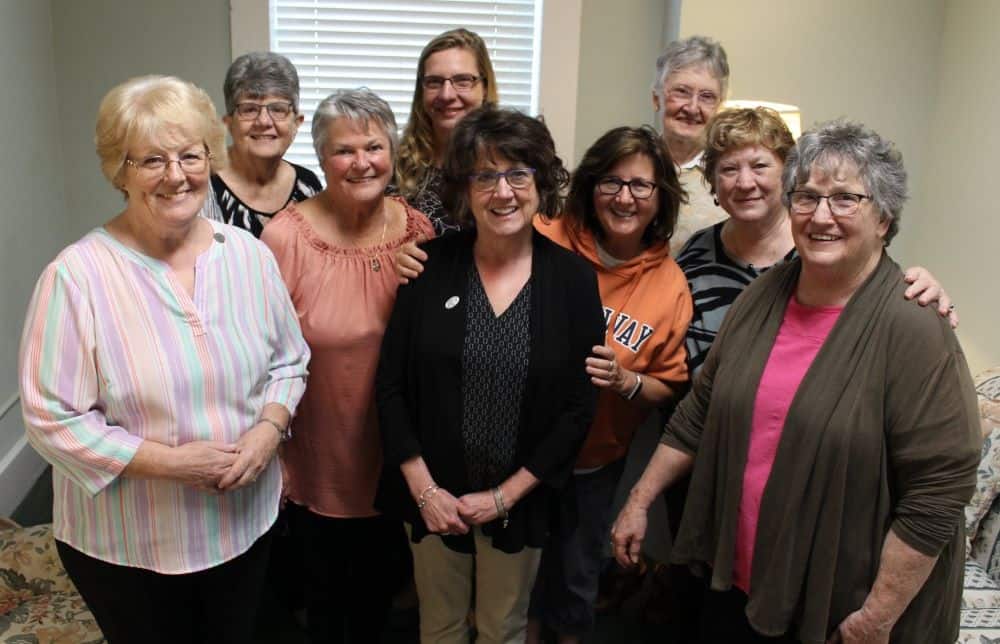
259, 416, 292, 442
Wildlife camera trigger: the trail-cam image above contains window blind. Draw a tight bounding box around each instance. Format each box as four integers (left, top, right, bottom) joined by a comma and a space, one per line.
269, 0, 542, 177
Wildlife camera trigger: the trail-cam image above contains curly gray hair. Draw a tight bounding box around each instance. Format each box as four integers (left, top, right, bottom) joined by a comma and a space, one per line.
223, 52, 301, 115
782, 119, 908, 245
652, 35, 730, 99
310, 88, 399, 161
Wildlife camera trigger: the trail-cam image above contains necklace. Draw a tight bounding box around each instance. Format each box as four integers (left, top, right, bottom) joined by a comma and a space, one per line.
369, 207, 388, 272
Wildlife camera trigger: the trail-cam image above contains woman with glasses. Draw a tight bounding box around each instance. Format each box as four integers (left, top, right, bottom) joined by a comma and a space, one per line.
202, 51, 322, 237
260, 88, 434, 644
376, 106, 604, 644
396, 28, 498, 236
525, 126, 691, 644
612, 119, 978, 643
18, 75, 309, 644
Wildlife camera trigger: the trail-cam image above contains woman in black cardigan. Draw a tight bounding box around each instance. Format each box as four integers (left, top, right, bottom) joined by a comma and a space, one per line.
376, 106, 604, 644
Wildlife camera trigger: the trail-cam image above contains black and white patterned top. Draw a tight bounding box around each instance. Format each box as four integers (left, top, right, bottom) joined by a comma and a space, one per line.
406, 167, 463, 237
202, 163, 322, 238
460, 266, 532, 490
677, 222, 797, 376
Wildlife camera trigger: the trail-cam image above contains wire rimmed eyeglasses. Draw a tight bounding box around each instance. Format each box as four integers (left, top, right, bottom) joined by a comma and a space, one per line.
233, 101, 295, 122
125, 150, 211, 177
468, 168, 536, 191
787, 191, 872, 217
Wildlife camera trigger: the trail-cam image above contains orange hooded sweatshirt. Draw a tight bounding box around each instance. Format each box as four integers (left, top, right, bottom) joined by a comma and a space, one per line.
535, 217, 692, 468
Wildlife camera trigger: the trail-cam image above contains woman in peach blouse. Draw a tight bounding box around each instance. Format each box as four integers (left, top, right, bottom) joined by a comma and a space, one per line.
261, 88, 434, 643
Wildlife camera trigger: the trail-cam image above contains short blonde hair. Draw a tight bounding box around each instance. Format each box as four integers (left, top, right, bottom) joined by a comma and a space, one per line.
96, 75, 227, 195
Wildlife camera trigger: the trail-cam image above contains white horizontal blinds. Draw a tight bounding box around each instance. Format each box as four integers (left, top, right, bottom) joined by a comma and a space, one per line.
270, 0, 541, 177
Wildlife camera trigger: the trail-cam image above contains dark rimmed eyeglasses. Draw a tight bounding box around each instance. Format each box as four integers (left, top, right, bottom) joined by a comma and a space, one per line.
787, 191, 872, 217
596, 177, 657, 200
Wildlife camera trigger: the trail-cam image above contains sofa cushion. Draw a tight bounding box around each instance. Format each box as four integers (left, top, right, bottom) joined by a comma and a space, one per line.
0, 592, 104, 643
0, 525, 78, 599
973, 496, 1000, 580
960, 560, 1000, 641
965, 370, 1000, 547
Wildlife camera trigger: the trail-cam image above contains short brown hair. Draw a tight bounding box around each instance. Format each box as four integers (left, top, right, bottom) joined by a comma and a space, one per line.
703, 107, 795, 196
566, 126, 685, 245
442, 106, 569, 227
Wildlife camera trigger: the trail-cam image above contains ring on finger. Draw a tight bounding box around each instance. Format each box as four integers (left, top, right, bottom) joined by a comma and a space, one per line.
948, 303, 956, 312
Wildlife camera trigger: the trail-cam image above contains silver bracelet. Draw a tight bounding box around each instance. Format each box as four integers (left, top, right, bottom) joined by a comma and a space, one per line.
492, 486, 509, 529
259, 416, 291, 442
623, 373, 643, 401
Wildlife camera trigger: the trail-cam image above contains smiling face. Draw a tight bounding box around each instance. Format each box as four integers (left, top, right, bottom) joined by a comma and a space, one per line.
422, 47, 486, 146
655, 65, 722, 151
121, 131, 209, 228
592, 153, 660, 259
790, 160, 888, 280
468, 151, 539, 244
714, 144, 785, 224
319, 117, 393, 205
224, 93, 303, 162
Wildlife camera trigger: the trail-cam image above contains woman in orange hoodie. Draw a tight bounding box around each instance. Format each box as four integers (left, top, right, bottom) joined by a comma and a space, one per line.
526, 126, 691, 643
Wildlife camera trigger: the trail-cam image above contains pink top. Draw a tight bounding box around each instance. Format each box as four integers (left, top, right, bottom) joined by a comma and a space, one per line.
261, 197, 434, 517
733, 295, 842, 592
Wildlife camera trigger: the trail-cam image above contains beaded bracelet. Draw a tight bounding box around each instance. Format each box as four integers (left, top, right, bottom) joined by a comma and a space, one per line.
492, 486, 509, 529
416, 484, 440, 510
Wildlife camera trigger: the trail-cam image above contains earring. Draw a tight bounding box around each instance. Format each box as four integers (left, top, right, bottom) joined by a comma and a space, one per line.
713, 197, 719, 206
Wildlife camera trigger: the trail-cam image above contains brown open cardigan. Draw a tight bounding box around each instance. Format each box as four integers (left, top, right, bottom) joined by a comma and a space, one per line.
663, 252, 980, 644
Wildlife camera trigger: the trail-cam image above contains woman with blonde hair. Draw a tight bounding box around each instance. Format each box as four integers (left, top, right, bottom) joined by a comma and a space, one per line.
396, 28, 498, 235
19, 75, 309, 643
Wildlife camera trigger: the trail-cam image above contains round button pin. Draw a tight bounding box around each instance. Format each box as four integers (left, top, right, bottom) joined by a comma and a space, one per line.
445, 296, 460, 309
213, 232, 226, 243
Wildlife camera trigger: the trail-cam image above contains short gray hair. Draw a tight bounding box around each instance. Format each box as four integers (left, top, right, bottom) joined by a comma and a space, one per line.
782, 119, 907, 245
653, 35, 730, 99
311, 88, 399, 160
223, 52, 300, 115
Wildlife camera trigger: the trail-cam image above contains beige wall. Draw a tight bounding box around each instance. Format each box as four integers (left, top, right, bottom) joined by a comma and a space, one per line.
0, 0, 70, 514
573, 0, 667, 157
679, 0, 947, 265
50, 0, 232, 234
679, 0, 997, 373
906, 0, 1000, 374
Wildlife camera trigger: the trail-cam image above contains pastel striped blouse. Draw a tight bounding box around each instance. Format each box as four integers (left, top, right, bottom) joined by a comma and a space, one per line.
18, 221, 309, 574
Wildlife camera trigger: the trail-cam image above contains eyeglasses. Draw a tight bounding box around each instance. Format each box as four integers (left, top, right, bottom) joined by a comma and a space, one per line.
421, 74, 482, 92
596, 177, 657, 200
125, 150, 211, 177
233, 101, 295, 121
468, 168, 536, 191
665, 85, 720, 109
787, 191, 872, 217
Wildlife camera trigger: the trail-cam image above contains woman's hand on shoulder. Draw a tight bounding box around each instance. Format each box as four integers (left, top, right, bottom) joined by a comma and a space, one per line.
456, 491, 500, 526
395, 240, 428, 284
216, 422, 282, 492
902, 266, 957, 328
420, 487, 470, 535
586, 344, 631, 396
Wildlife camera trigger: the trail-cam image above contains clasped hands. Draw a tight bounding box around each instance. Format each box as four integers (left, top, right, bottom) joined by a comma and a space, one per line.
173, 421, 282, 493
419, 488, 501, 535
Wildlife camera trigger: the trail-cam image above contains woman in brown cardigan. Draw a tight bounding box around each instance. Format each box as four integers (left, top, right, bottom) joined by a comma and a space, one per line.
611, 120, 980, 643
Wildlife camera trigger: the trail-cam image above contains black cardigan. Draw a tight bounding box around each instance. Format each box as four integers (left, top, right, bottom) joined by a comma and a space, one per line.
375, 229, 604, 553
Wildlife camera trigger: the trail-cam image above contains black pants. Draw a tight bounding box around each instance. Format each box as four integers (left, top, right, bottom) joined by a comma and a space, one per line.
699, 586, 799, 643
288, 503, 409, 644
56, 526, 273, 644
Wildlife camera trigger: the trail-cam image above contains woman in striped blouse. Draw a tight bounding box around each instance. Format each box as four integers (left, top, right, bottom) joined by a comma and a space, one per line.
18, 76, 310, 644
